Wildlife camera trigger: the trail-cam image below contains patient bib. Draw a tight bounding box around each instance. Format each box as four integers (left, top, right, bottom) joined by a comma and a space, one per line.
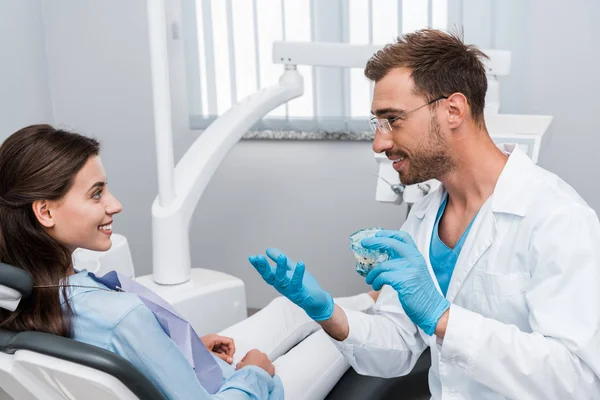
89, 271, 223, 394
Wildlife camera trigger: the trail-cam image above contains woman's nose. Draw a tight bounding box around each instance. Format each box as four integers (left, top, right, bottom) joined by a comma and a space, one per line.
105, 192, 123, 215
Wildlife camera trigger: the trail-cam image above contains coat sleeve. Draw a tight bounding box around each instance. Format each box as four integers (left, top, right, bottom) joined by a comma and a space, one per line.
332, 285, 429, 378
330, 208, 431, 378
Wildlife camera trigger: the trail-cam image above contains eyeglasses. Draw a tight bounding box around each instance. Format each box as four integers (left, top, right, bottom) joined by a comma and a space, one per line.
368, 96, 448, 134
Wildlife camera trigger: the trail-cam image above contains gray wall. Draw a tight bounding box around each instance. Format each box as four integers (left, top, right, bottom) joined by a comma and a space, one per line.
2, 0, 599, 307
0, 0, 53, 138
41, 0, 160, 288
492, 0, 600, 213
188, 140, 402, 306
520, 0, 600, 212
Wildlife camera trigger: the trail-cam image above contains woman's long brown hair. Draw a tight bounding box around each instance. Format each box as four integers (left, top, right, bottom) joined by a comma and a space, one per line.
0, 124, 100, 337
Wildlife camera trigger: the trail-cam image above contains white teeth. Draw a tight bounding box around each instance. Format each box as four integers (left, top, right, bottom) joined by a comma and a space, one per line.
98, 223, 112, 231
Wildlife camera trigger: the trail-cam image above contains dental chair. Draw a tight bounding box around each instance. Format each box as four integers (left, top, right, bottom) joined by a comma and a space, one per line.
0, 262, 165, 400
326, 351, 430, 400
0, 261, 430, 400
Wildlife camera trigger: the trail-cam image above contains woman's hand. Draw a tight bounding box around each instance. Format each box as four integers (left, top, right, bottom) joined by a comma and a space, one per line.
236, 349, 275, 377
200, 334, 236, 364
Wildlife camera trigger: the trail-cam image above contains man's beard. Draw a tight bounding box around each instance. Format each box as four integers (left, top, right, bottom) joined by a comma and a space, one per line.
398, 115, 455, 185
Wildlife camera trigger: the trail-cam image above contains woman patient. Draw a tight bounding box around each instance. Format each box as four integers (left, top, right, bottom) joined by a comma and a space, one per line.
0, 125, 378, 399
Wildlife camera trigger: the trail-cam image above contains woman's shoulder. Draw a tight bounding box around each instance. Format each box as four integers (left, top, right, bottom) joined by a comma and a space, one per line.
67, 271, 146, 330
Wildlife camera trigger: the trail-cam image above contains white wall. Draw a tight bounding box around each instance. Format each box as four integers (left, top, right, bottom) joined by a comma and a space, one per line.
0, 0, 53, 139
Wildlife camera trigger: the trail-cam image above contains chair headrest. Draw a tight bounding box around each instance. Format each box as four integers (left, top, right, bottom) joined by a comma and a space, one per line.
0, 263, 32, 312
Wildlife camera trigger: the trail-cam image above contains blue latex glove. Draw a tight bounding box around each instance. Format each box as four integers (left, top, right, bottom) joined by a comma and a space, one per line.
248, 248, 335, 321
362, 230, 450, 336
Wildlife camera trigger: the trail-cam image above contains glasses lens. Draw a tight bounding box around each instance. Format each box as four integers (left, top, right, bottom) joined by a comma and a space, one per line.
368, 118, 378, 133
368, 118, 392, 134
380, 120, 390, 134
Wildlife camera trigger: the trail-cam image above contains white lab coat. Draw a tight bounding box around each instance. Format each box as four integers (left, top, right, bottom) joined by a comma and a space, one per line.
333, 144, 600, 399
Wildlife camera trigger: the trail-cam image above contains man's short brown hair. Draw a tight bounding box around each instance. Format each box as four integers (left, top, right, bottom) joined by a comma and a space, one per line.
364, 29, 489, 123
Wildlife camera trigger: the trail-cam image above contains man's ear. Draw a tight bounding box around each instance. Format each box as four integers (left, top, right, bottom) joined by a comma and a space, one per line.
446, 92, 468, 129
32, 200, 55, 228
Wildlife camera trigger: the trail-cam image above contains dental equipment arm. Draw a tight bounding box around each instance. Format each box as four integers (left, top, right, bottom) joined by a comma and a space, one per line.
151, 69, 303, 285
147, 0, 303, 286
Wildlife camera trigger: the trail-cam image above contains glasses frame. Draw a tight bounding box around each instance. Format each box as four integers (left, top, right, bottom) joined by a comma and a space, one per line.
368, 96, 448, 134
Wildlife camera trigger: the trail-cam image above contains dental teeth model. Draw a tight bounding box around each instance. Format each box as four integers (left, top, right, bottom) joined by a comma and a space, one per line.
349, 228, 389, 277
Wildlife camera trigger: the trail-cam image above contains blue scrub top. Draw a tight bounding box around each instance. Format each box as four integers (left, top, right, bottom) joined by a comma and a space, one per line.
429, 195, 477, 296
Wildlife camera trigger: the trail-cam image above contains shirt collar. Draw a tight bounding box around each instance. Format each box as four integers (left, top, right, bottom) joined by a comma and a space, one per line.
61, 269, 108, 304
489, 143, 537, 216
412, 144, 535, 219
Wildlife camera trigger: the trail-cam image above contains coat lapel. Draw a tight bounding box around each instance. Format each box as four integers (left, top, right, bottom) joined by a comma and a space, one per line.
413, 189, 445, 295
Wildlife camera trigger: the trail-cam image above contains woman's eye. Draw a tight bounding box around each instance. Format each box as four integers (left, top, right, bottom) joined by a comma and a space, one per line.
92, 190, 102, 200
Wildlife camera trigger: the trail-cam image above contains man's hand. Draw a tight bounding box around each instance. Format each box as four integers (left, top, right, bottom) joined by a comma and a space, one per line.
236, 349, 275, 377
200, 334, 235, 364
362, 230, 450, 336
434, 309, 450, 339
248, 248, 335, 321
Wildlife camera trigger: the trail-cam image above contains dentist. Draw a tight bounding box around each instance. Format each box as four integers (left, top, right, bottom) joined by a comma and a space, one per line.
249, 29, 600, 399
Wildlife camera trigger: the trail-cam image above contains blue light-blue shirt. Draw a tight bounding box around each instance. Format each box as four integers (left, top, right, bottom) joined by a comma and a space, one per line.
429, 195, 477, 296
64, 270, 283, 400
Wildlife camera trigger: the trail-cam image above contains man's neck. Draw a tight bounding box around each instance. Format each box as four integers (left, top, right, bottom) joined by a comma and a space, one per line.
439, 131, 508, 214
